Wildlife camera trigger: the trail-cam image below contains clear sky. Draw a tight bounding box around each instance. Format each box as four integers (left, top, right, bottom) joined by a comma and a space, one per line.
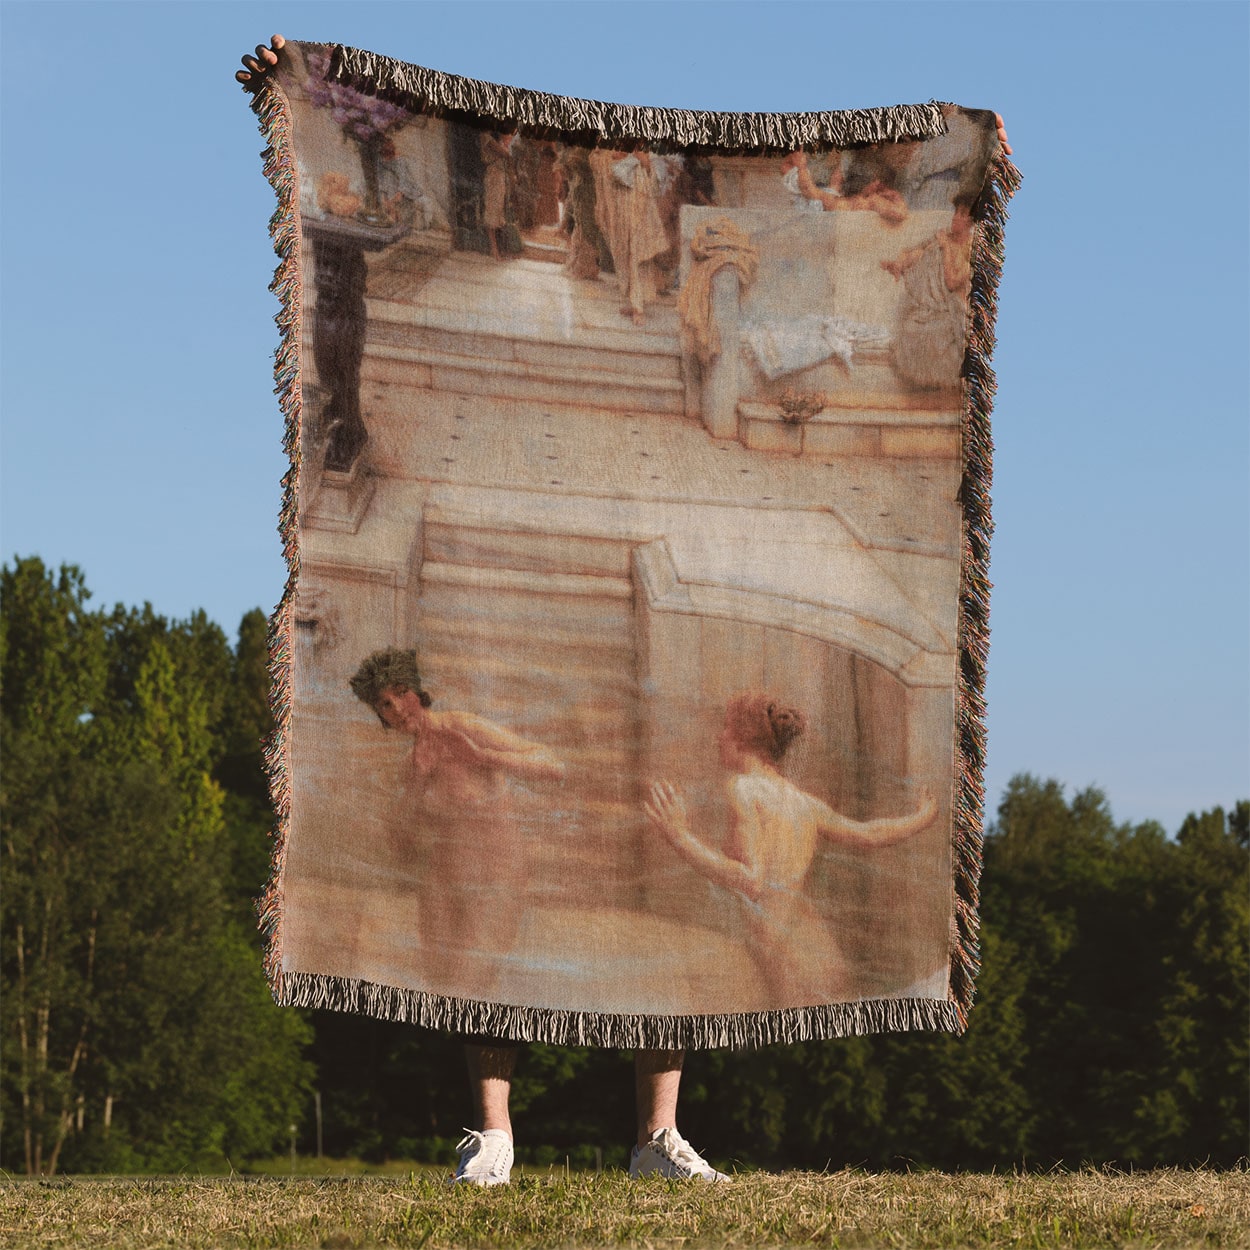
2, 1, 1246, 834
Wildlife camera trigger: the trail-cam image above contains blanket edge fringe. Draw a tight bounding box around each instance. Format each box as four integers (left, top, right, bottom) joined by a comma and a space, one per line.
279, 969, 962, 1048
250, 78, 303, 1007
325, 43, 948, 148
950, 150, 1022, 1029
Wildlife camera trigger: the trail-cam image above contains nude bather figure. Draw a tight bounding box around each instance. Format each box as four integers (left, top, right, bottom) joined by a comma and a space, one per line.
350, 649, 564, 990
645, 692, 937, 1006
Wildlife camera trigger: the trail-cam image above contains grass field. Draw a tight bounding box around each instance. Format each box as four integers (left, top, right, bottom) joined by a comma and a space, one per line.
1, 1167, 1247, 1249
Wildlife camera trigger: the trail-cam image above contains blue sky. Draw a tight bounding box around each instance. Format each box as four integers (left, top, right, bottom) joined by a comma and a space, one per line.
2, 1, 1246, 834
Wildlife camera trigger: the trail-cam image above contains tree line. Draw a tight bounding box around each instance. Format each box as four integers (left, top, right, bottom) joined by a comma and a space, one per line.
2, 558, 1245, 1174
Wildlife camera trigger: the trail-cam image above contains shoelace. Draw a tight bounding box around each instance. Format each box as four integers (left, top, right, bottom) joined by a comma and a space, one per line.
456, 1128, 510, 1177
659, 1130, 710, 1175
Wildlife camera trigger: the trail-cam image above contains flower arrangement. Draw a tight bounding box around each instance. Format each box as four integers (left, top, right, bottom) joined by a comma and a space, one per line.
777, 389, 828, 425
305, 49, 410, 142
305, 50, 410, 223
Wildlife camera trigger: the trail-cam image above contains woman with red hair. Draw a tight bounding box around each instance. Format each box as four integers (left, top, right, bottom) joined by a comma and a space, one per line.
646, 692, 937, 1003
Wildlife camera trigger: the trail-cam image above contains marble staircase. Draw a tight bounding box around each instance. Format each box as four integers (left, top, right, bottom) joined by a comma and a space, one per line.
415, 504, 649, 903
364, 249, 685, 416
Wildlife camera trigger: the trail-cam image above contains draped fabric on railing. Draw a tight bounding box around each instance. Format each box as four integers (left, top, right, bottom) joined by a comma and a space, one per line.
247, 42, 1019, 1048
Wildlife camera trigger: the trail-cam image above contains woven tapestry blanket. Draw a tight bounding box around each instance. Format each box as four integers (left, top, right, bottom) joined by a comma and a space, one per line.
249, 43, 1018, 1048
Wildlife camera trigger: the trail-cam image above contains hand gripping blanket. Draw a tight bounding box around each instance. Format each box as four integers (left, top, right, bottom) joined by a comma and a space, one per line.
248, 43, 1019, 1048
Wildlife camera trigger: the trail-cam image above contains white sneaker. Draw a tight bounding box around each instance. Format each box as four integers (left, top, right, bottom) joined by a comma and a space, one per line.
452, 1128, 513, 1186
629, 1127, 730, 1181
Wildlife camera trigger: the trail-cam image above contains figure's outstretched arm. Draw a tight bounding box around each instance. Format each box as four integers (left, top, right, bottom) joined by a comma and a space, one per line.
645, 781, 761, 901
881, 245, 923, 279
815, 790, 938, 847
446, 714, 565, 781
787, 151, 840, 211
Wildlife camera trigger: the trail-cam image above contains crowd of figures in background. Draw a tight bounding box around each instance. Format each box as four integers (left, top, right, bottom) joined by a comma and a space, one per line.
447, 115, 990, 333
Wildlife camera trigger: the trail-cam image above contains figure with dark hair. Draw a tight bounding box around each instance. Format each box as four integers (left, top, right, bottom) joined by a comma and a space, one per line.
350, 649, 564, 778
557, 143, 611, 280
350, 649, 564, 988
646, 691, 937, 1004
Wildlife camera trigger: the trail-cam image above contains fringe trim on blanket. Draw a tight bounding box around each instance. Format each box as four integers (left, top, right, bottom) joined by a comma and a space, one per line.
325, 44, 948, 150
951, 151, 1022, 1030
280, 970, 962, 1049
249, 78, 304, 1005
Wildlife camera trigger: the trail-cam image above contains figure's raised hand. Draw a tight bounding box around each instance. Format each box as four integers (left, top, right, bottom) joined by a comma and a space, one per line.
236, 34, 286, 88
645, 780, 690, 843
995, 113, 1013, 157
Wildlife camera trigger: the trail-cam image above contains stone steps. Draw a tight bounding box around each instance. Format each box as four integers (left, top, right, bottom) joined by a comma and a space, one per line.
418, 562, 635, 634
372, 252, 680, 334
362, 251, 685, 416
416, 514, 645, 880
367, 311, 684, 382
423, 512, 636, 579
521, 237, 569, 265
421, 646, 639, 708
416, 609, 635, 665
362, 340, 685, 417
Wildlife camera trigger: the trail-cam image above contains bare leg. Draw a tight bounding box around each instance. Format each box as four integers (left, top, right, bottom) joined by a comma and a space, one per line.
465, 1044, 516, 1137
635, 1048, 684, 1147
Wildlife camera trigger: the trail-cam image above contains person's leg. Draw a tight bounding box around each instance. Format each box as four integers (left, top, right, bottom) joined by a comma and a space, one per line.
465, 1043, 517, 1137
632, 1049, 729, 1181
454, 1042, 517, 1185
634, 1048, 684, 1147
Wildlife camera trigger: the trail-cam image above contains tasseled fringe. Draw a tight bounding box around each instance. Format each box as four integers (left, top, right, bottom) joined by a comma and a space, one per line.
326, 44, 948, 149
951, 151, 1022, 1030
248, 76, 305, 1005
280, 971, 962, 1049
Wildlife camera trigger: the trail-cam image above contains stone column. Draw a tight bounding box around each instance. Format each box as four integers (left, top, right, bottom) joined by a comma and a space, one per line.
701, 265, 741, 440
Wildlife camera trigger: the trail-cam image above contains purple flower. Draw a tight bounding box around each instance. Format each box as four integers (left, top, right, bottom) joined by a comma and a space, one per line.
305, 47, 411, 141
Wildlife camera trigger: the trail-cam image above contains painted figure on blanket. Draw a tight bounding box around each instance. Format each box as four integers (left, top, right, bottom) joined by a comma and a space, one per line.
557, 145, 612, 280
480, 129, 518, 261
780, 150, 908, 225
590, 148, 670, 324
378, 135, 427, 228
349, 649, 564, 989
653, 154, 715, 295
645, 692, 938, 1007
880, 196, 974, 391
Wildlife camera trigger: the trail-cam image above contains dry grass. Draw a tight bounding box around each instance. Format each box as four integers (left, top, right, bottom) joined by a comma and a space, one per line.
1, 1167, 1247, 1248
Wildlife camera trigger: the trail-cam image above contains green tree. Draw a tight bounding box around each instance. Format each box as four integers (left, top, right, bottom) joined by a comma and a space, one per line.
214, 608, 276, 924
0, 559, 312, 1173
1138, 803, 1249, 1163
978, 776, 1248, 1166
1, 558, 110, 1173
